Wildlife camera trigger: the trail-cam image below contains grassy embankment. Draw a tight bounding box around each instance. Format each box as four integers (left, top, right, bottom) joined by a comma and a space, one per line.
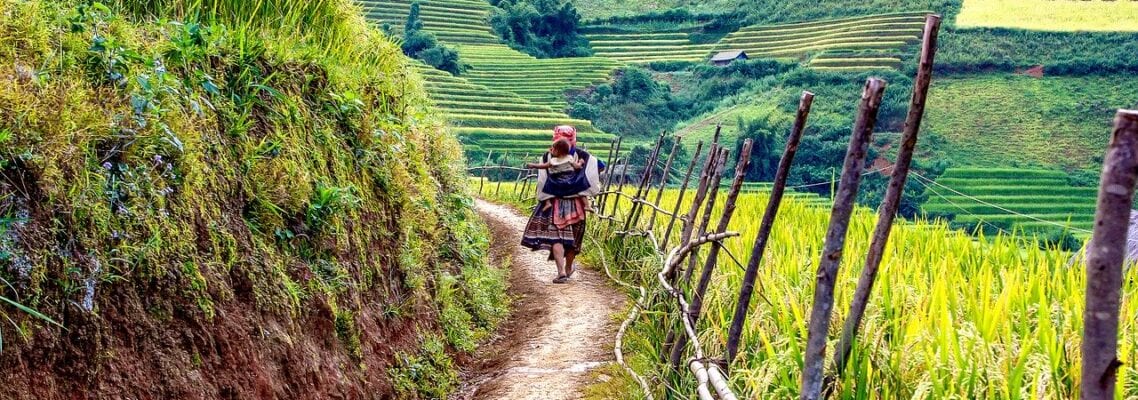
0, 1, 507, 398
481, 182, 1138, 399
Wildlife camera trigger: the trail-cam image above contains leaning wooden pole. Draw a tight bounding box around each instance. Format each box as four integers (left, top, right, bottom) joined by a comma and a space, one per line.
477, 151, 493, 195
1080, 109, 1138, 400
494, 153, 508, 197
799, 78, 887, 400
725, 91, 814, 365
600, 137, 622, 211
624, 132, 667, 233
669, 140, 752, 369
648, 136, 683, 228
832, 15, 941, 380
661, 141, 704, 252
684, 148, 730, 285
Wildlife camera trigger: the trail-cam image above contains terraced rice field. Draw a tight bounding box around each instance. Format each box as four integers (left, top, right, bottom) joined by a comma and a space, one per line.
721, 12, 928, 70
357, 0, 499, 44
456, 45, 623, 110
410, 63, 618, 155
584, 12, 928, 71
358, 0, 623, 155
956, 0, 1138, 32
584, 30, 718, 63
921, 168, 1096, 235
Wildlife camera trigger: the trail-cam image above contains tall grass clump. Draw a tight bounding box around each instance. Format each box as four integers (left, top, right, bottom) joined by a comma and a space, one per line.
0, 0, 507, 397
481, 182, 1137, 398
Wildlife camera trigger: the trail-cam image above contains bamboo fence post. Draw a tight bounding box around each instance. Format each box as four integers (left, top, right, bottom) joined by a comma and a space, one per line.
624, 132, 667, 233
661, 141, 704, 252
477, 151, 493, 195
833, 15, 941, 380
662, 142, 720, 361
684, 148, 730, 285
799, 78, 887, 400
610, 159, 632, 226
675, 126, 722, 280
601, 137, 622, 210
669, 140, 753, 369
1080, 109, 1138, 400
494, 153, 508, 197
648, 136, 683, 228
725, 91, 814, 364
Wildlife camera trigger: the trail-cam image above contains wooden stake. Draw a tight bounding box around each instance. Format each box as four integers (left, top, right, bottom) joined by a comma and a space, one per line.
726, 91, 814, 365
478, 151, 493, 195
684, 148, 730, 285
494, 152, 508, 197
624, 132, 667, 233
1081, 109, 1138, 400
669, 140, 752, 369
799, 78, 887, 400
600, 137, 622, 210
661, 141, 704, 253
832, 15, 941, 380
648, 136, 683, 228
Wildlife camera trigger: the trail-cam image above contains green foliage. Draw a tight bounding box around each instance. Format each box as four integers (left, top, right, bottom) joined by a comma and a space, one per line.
568, 60, 793, 139
490, 0, 593, 58
401, 2, 468, 75
390, 335, 459, 399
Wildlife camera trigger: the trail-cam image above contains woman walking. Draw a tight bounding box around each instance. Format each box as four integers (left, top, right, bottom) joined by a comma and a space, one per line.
520, 126, 605, 283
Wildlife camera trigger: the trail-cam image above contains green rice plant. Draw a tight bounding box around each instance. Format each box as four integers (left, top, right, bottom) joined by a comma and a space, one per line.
479, 182, 1137, 398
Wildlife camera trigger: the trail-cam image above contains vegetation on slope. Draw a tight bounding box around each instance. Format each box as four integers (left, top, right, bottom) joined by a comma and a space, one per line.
922, 75, 1138, 170
401, 2, 468, 75
489, 0, 593, 58
0, 0, 506, 398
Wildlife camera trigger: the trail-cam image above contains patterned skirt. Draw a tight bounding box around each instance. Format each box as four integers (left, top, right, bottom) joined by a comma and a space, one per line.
521, 197, 587, 255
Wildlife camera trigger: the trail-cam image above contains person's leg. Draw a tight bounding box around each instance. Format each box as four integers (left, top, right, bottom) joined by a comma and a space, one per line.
551, 243, 567, 282
565, 250, 577, 277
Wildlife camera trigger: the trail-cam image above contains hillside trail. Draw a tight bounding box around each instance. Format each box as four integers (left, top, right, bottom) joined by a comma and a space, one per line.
453, 200, 626, 400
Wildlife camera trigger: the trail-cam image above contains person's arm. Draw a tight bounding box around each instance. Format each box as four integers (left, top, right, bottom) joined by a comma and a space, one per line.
572, 158, 585, 170
526, 161, 552, 169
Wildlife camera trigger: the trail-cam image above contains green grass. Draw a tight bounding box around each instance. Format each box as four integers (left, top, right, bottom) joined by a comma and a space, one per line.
922, 75, 1138, 170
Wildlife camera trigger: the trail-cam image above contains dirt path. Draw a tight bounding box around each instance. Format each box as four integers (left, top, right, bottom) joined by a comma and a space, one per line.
453, 200, 626, 400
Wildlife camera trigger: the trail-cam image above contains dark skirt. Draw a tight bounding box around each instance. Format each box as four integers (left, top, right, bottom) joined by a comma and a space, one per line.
520, 199, 586, 255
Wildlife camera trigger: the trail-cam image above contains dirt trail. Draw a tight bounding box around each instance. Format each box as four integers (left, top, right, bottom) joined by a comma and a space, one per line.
454, 200, 626, 400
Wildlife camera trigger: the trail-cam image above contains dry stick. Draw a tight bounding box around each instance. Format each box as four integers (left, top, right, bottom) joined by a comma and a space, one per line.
600, 138, 621, 211
799, 77, 887, 400
494, 152, 508, 197
725, 91, 815, 365
670, 140, 753, 369
832, 15, 941, 382
477, 151, 493, 195
661, 141, 704, 253
648, 136, 683, 229
662, 142, 721, 361
609, 159, 633, 227
684, 148, 730, 285
1080, 109, 1138, 400
623, 132, 668, 234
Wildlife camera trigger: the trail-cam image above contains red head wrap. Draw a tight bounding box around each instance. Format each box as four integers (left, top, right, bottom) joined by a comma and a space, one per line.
553, 125, 577, 148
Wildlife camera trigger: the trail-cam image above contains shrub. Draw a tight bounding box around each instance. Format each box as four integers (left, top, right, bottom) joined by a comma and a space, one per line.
490, 0, 593, 58
401, 2, 468, 75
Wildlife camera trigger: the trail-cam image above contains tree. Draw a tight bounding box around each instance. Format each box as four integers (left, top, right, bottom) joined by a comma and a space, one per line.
401, 2, 467, 75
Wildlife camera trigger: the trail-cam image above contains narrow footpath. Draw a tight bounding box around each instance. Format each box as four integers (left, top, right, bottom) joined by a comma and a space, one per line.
454, 200, 626, 400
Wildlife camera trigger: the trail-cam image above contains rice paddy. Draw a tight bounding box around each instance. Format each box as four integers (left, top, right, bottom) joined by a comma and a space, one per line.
481, 181, 1138, 398
359, 0, 623, 155
585, 12, 929, 71
921, 167, 1096, 236
956, 0, 1138, 32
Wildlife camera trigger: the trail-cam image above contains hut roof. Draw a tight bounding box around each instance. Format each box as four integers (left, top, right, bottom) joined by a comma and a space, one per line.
710, 50, 748, 62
